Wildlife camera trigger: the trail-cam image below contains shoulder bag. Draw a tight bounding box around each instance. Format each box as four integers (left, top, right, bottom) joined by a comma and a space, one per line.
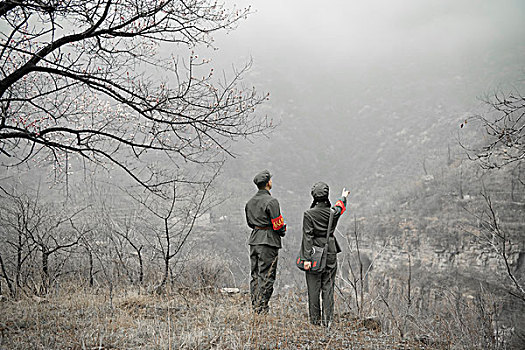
296, 208, 334, 273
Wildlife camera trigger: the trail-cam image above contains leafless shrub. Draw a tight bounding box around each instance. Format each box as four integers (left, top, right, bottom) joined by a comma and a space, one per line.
465, 189, 525, 304
176, 252, 234, 291
367, 270, 515, 349
336, 219, 388, 321
0, 189, 89, 296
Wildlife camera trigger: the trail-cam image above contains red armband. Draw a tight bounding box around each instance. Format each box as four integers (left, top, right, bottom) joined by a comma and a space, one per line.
335, 200, 346, 214
271, 215, 285, 230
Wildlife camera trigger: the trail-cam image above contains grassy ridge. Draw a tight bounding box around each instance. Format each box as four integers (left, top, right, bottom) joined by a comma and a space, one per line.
0, 286, 429, 349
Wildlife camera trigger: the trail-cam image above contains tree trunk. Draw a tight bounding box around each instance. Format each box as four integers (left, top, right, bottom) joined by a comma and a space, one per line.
88, 248, 94, 287
156, 217, 171, 294
42, 248, 50, 294
138, 247, 144, 284
0, 253, 15, 297
159, 256, 169, 291
16, 232, 22, 292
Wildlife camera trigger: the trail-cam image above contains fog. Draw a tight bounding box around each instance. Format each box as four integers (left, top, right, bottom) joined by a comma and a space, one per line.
217, 0, 524, 68
1, 2, 525, 346
203, 4, 525, 339
200, 0, 525, 214
2, 0, 524, 240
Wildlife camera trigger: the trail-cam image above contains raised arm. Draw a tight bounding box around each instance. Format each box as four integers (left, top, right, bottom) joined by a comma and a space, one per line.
333, 188, 350, 216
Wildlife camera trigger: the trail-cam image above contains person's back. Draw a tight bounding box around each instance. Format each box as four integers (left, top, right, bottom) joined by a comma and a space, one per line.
304, 203, 344, 256
246, 189, 284, 248
245, 170, 286, 314
300, 182, 349, 326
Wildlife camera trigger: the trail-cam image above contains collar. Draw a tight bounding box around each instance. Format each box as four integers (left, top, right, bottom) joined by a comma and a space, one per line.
314, 201, 330, 208
257, 189, 271, 196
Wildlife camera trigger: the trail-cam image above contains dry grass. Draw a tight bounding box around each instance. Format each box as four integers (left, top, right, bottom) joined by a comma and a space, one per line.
0, 285, 435, 349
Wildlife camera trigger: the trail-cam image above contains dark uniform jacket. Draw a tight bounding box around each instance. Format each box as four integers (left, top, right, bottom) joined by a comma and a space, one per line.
245, 189, 286, 248
300, 197, 347, 266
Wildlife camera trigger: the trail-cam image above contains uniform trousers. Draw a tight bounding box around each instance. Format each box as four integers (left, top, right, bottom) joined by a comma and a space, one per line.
305, 263, 337, 326
249, 244, 279, 313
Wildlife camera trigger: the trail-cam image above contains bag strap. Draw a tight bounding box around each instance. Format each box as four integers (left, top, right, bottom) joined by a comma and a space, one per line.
324, 208, 335, 247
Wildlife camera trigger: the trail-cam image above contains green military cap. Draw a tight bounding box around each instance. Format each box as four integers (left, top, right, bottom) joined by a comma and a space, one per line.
253, 169, 272, 186
311, 181, 329, 199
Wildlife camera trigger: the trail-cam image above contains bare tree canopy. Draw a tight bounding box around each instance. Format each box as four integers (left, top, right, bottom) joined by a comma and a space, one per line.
464, 90, 525, 171
0, 0, 270, 190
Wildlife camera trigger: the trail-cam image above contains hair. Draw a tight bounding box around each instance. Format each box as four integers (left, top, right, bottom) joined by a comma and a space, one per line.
257, 182, 268, 190
310, 196, 331, 208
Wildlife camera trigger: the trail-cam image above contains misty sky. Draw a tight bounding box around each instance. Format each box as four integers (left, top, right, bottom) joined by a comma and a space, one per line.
210, 0, 524, 104
217, 0, 524, 66
205, 0, 525, 208
6, 0, 524, 206
209, 1, 524, 136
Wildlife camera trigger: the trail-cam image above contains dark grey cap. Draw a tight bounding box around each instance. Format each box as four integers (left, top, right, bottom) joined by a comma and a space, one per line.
253, 169, 272, 186
311, 181, 329, 199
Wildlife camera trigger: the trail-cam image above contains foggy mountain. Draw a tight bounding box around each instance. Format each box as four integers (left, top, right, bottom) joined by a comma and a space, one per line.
1, 0, 524, 348
209, 0, 525, 223
191, 2, 525, 343
216, 55, 520, 218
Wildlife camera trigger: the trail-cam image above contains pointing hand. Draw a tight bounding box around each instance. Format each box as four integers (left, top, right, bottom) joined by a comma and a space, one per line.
341, 188, 350, 198
304, 261, 312, 270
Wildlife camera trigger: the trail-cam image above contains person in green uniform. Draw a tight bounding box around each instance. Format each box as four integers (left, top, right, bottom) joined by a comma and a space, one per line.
245, 170, 287, 314
299, 182, 349, 326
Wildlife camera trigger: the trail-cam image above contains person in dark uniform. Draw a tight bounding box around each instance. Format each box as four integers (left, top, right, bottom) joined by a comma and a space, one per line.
299, 182, 349, 326
245, 170, 287, 314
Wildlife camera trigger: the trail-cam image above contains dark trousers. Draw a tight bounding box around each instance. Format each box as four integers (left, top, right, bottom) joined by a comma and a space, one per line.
249, 244, 279, 313
305, 264, 337, 326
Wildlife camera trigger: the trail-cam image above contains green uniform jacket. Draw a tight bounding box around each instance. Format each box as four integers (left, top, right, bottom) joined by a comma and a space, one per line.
245, 189, 286, 248
300, 197, 347, 264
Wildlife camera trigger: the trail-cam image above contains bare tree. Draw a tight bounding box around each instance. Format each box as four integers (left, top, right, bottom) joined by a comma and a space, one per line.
0, 188, 91, 295
0, 195, 36, 297
127, 167, 219, 293
346, 216, 366, 318
338, 218, 387, 320
463, 91, 525, 172
0, 0, 271, 191
461, 88, 525, 303
106, 206, 148, 285
469, 190, 525, 304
